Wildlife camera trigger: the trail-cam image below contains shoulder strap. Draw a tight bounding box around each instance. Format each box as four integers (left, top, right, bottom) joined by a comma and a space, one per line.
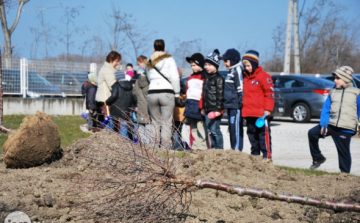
149, 59, 171, 84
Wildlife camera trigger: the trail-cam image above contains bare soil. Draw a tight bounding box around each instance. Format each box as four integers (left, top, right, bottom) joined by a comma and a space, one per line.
0, 130, 359, 222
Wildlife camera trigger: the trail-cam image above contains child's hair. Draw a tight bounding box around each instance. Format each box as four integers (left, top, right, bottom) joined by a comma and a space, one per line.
137, 55, 147, 62
126, 63, 133, 68
106, 51, 121, 63
154, 39, 165, 51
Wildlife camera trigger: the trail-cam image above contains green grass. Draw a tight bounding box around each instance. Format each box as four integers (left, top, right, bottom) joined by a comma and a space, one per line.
277, 165, 340, 176
0, 115, 90, 153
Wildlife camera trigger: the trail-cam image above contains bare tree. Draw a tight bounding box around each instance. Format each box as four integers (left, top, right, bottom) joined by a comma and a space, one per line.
29, 27, 41, 59
103, 4, 128, 52
265, 0, 360, 74
171, 38, 204, 68
124, 23, 154, 63
68, 129, 360, 222
0, 0, 29, 59
263, 23, 286, 72
58, 6, 86, 61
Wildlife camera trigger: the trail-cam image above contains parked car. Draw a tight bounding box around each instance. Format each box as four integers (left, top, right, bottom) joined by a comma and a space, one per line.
2, 69, 66, 98
44, 71, 89, 96
271, 75, 334, 122
181, 71, 285, 123
319, 73, 360, 89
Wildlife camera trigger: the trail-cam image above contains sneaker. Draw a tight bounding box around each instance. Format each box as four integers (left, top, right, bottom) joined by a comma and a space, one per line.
262, 158, 273, 164
310, 157, 326, 170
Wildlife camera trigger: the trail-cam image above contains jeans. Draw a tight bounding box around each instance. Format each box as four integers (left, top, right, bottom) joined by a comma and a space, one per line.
204, 113, 223, 149
147, 92, 175, 149
172, 121, 183, 150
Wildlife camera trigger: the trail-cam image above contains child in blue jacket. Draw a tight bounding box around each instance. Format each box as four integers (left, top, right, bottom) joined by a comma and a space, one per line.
220, 48, 244, 151
308, 66, 360, 173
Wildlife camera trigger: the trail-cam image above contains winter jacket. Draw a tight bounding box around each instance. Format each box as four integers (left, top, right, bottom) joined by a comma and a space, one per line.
242, 66, 275, 118
224, 62, 243, 109
132, 72, 151, 124
144, 51, 180, 97
200, 72, 225, 113
183, 70, 206, 120
320, 83, 360, 132
174, 81, 187, 122
105, 81, 133, 121
96, 62, 117, 102
85, 83, 97, 110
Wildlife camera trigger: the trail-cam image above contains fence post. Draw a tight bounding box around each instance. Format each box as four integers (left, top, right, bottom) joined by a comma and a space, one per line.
90, 63, 97, 74
20, 58, 28, 98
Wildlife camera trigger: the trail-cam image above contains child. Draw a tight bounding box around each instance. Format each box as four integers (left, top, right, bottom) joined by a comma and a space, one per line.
200, 49, 224, 150
105, 79, 133, 138
183, 53, 207, 150
220, 48, 244, 151
85, 72, 100, 132
242, 50, 275, 162
308, 66, 360, 173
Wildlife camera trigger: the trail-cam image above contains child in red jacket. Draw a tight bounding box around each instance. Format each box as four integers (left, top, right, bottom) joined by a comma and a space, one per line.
242, 50, 275, 163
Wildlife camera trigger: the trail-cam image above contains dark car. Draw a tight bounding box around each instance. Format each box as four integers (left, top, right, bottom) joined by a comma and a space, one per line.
2, 69, 66, 98
320, 73, 360, 89
271, 75, 334, 122
181, 71, 285, 123
44, 71, 89, 96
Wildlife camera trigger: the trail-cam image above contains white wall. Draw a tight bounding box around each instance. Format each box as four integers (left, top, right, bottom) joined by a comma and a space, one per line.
3, 98, 86, 115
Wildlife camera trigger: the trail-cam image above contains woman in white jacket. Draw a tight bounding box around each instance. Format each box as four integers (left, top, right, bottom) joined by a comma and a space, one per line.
145, 39, 180, 149
95, 51, 121, 126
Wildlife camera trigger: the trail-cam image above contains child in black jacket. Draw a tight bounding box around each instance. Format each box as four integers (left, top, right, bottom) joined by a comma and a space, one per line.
106, 80, 133, 138
200, 49, 225, 149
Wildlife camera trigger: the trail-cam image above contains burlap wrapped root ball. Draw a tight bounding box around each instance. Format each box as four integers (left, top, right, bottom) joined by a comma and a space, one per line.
3, 111, 62, 168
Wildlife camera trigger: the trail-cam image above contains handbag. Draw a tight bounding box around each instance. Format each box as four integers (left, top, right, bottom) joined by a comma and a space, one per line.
149, 60, 186, 107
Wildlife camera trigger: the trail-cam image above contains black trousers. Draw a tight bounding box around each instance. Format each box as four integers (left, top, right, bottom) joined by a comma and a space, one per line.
308, 125, 352, 173
245, 117, 272, 159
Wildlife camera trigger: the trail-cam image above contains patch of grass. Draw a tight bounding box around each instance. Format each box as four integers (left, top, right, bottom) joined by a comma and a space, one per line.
0, 115, 90, 153
277, 165, 340, 176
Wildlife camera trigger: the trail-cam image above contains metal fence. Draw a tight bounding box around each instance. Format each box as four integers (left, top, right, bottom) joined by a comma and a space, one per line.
1, 57, 102, 98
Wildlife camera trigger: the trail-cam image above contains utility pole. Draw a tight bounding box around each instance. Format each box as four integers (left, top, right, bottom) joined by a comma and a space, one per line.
284, 0, 301, 74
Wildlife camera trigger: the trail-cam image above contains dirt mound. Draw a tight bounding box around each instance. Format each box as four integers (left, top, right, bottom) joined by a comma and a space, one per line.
0, 131, 359, 222
3, 111, 61, 168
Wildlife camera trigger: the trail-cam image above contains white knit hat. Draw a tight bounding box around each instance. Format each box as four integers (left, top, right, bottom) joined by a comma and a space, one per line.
332, 66, 354, 83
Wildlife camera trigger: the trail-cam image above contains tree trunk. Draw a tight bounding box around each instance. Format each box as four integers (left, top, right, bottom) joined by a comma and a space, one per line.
0, 0, 30, 59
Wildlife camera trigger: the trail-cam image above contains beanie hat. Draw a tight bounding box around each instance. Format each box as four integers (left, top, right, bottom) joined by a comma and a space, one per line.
219, 48, 241, 66
186, 53, 205, 68
332, 66, 354, 83
205, 49, 220, 69
115, 70, 126, 80
242, 50, 259, 73
88, 72, 98, 83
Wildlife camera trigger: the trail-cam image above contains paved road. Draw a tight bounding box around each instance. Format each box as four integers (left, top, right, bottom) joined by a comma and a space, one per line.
181, 118, 360, 175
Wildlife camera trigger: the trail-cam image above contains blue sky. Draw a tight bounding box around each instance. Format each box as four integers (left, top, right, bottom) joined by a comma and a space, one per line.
2, 0, 359, 64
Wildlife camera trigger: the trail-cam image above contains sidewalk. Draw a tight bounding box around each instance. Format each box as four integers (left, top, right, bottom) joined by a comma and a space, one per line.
181, 118, 360, 176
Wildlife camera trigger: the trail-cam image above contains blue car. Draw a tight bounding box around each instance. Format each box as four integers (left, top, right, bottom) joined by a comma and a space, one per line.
271, 75, 334, 122
320, 73, 360, 89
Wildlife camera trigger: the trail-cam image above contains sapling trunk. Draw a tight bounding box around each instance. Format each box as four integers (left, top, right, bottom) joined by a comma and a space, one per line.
193, 179, 360, 213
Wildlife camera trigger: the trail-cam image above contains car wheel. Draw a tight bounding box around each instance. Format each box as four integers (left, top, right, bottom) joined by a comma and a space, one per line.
292, 102, 311, 123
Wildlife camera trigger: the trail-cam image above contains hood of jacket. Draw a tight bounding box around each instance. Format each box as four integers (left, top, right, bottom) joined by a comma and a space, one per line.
117, 80, 133, 91
145, 51, 172, 70
138, 74, 149, 89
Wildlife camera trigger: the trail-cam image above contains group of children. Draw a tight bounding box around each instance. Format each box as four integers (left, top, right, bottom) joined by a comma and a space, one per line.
184, 48, 275, 163
84, 45, 360, 174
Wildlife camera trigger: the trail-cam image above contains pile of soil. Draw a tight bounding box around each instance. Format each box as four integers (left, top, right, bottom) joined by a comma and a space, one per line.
3, 111, 61, 168
0, 130, 359, 222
